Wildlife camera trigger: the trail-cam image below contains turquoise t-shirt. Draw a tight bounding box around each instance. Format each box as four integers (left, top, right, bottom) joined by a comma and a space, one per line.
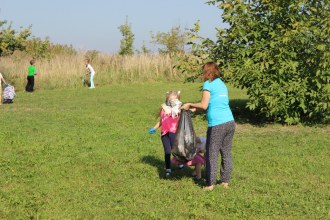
203, 78, 234, 127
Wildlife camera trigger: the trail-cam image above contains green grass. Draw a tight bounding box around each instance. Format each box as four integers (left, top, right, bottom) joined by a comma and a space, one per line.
0, 83, 329, 219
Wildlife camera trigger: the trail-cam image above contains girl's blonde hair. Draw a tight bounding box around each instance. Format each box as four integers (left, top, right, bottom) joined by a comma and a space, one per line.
155, 90, 181, 118
165, 90, 181, 102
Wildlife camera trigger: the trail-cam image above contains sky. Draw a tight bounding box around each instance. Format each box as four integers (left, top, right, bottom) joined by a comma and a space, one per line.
0, 0, 227, 54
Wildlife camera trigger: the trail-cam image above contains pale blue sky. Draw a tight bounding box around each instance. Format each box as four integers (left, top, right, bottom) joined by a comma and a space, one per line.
1, 0, 226, 54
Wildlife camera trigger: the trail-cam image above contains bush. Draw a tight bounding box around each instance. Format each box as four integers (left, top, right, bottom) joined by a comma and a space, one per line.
0, 20, 31, 56
207, 0, 330, 124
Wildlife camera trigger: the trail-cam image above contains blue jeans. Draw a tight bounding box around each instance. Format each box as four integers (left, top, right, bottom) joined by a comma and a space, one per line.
90, 74, 95, 88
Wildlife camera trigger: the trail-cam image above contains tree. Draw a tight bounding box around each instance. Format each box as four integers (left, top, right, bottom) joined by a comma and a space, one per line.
0, 20, 31, 56
25, 37, 52, 60
174, 21, 217, 82
135, 41, 150, 55
141, 41, 150, 54
151, 25, 187, 56
206, 0, 330, 124
118, 17, 135, 56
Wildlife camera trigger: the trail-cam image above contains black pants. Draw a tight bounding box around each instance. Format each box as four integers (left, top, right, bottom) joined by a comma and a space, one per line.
161, 132, 176, 170
25, 76, 35, 92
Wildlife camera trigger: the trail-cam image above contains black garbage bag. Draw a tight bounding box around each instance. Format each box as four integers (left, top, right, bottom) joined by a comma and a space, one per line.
172, 110, 197, 163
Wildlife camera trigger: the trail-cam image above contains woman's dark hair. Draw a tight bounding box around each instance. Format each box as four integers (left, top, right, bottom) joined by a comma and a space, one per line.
202, 62, 220, 81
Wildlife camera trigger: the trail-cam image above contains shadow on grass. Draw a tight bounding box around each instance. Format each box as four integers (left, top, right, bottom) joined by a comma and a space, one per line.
229, 99, 270, 125
229, 99, 329, 126
141, 155, 203, 184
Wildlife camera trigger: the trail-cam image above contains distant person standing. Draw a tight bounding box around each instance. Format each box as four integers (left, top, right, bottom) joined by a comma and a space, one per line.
85, 58, 95, 89
25, 59, 37, 92
0, 72, 7, 105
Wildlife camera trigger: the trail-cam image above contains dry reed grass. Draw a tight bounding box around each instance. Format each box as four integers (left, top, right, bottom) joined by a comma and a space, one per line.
0, 52, 182, 91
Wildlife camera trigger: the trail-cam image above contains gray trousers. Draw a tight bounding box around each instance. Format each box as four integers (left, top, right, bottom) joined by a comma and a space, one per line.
205, 121, 235, 186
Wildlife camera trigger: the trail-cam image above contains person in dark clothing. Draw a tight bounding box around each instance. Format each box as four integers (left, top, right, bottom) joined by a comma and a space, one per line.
25, 59, 37, 92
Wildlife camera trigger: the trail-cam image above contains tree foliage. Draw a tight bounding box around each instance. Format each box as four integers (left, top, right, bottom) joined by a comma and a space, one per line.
151, 25, 187, 56
140, 41, 150, 54
0, 20, 31, 56
174, 21, 218, 82
25, 37, 52, 60
0, 20, 64, 59
118, 17, 135, 56
205, 0, 330, 124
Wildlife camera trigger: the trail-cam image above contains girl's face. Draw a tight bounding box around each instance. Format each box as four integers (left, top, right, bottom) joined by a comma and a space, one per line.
166, 93, 180, 106
167, 94, 178, 102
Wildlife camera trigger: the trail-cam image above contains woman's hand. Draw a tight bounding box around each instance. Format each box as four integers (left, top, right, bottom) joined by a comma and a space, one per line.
181, 103, 191, 110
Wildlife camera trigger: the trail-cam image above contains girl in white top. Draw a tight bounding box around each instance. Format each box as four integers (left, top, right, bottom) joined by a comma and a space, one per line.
84, 58, 96, 89
0, 73, 7, 105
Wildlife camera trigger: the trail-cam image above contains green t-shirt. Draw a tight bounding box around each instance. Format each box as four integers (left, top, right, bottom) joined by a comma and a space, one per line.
28, 65, 36, 76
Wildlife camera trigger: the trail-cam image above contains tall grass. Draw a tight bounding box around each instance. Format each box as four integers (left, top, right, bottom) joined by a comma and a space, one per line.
0, 52, 182, 91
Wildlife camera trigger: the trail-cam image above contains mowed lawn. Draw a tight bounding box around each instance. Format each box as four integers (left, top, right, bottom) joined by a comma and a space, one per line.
0, 82, 329, 219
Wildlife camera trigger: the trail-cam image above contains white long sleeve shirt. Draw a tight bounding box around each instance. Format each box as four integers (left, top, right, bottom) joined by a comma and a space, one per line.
86, 64, 95, 76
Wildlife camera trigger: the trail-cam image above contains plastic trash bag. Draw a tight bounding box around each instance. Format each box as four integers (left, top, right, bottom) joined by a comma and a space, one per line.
172, 110, 197, 163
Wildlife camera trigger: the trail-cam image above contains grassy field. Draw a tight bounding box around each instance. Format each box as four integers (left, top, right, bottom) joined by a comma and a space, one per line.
0, 82, 329, 219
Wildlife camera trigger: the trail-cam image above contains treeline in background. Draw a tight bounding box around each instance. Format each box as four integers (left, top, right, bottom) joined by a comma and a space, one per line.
0, 0, 329, 124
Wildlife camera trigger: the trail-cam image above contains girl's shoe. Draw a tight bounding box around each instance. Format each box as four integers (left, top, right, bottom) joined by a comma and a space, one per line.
166, 169, 171, 177
193, 175, 202, 181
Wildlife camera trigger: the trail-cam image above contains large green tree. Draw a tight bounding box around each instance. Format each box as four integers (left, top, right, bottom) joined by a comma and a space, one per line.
207, 0, 330, 124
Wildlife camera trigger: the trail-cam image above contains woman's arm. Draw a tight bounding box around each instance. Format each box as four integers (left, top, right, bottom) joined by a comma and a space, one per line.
182, 90, 210, 111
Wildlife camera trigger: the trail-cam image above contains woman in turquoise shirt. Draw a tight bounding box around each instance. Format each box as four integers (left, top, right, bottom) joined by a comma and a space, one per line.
182, 62, 235, 190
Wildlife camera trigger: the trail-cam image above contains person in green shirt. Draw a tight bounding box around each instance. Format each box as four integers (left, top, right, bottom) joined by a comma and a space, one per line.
25, 59, 37, 92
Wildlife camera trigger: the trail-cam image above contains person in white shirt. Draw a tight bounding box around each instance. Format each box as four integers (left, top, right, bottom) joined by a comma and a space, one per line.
0, 73, 7, 105
84, 58, 96, 89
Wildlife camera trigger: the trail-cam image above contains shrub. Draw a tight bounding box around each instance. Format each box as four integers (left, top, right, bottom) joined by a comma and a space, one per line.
0, 20, 31, 56
207, 0, 330, 124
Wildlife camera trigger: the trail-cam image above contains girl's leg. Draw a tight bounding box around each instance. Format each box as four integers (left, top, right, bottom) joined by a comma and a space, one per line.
161, 134, 172, 172
90, 74, 95, 88
168, 132, 176, 150
192, 168, 197, 176
195, 163, 202, 179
